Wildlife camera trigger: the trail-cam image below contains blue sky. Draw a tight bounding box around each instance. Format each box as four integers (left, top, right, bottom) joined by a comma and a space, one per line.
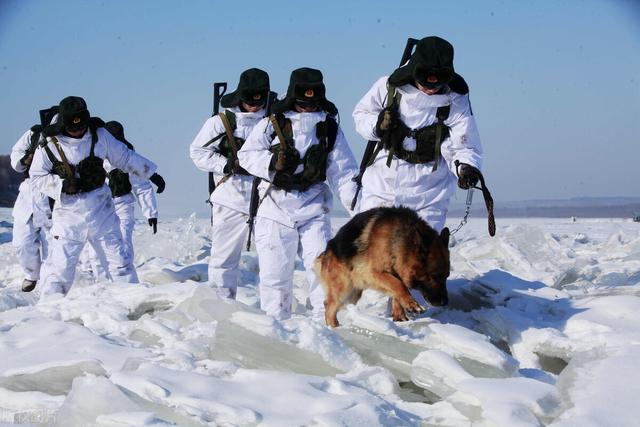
1, 0, 638, 217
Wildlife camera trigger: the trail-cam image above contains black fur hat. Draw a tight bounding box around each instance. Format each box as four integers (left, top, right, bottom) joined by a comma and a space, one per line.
271, 67, 338, 115
389, 36, 468, 94
45, 96, 90, 135
220, 68, 270, 108
105, 120, 134, 150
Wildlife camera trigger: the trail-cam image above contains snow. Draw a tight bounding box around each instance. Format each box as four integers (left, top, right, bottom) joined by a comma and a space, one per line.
1, 209, 639, 426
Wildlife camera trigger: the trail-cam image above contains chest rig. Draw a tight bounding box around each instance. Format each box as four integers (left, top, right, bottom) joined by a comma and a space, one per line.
42, 118, 107, 193
269, 113, 338, 192
382, 85, 451, 169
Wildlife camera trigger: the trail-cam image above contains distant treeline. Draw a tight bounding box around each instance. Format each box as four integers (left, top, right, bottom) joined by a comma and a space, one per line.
0, 155, 23, 207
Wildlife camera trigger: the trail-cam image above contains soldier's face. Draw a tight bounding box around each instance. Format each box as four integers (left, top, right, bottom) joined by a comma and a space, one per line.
415, 80, 443, 96
241, 101, 264, 113
294, 101, 319, 113
65, 126, 87, 138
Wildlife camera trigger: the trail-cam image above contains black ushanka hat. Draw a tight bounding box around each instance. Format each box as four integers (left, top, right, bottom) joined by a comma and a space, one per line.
44, 96, 91, 136
105, 120, 134, 150
271, 67, 338, 115
388, 36, 469, 95
220, 68, 270, 108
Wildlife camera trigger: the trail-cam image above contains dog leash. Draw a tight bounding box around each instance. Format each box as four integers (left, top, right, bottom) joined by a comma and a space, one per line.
450, 166, 496, 237
450, 189, 474, 236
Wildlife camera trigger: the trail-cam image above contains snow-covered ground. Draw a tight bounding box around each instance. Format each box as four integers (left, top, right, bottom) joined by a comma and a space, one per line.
1, 207, 639, 427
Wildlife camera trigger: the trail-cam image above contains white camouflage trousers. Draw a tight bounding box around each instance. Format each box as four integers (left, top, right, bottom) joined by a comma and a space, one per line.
254, 214, 331, 321
208, 204, 250, 299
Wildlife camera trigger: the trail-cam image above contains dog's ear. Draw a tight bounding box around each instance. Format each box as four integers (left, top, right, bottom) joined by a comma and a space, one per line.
440, 227, 450, 247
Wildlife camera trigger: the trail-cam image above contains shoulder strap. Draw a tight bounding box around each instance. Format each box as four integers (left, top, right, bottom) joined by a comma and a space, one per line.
88, 117, 104, 157
431, 105, 451, 172
269, 113, 290, 149
436, 105, 451, 123
386, 84, 401, 109
316, 116, 339, 151
49, 136, 74, 177
218, 111, 239, 156
218, 112, 236, 142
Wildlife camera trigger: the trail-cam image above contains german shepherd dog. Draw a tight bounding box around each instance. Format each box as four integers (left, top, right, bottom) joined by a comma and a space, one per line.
315, 206, 450, 327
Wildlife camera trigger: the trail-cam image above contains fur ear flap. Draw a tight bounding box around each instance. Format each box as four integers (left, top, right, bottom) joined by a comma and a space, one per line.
440, 227, 450, 247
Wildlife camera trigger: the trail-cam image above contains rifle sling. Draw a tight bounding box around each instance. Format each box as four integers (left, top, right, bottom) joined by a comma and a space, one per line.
269, 115, 288, 149
49, 136, 74, 178
218, 112, 238, 155
202, 132, 225, 148
384, 85, 399, 167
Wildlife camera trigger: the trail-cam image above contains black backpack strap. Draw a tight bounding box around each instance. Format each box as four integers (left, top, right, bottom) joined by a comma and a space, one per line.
315, 116, 339, 151
40, 139, 58, 165
88, 117, 104, 157
436, 105, 451, 122
431, 104, 451, 172
270, 113, 293, 143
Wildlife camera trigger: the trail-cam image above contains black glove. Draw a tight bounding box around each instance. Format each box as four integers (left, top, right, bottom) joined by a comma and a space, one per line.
269, 147, 300, 175
20, 153, 34, 167
148, 218, 158, 234
149, 173, 165, 193
375, 107, 400, 137
457, 163, 481, 189
62, 177, 81, 195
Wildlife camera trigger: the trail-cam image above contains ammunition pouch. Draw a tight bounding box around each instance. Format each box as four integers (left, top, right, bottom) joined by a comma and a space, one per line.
218, 136, 250, 175
77, 156, 106, 193
108, 169, 132, 197
269, 116, 338, 192
392, 123, 451, 164
52, 161, 74, 180
218, 136, 245, 158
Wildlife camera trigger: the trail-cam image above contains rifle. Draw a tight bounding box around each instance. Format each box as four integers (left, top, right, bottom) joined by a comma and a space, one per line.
23, 106, 59, 175
246, 90, 277, 250
350, 37, 419, 211
208, 82, 227, 224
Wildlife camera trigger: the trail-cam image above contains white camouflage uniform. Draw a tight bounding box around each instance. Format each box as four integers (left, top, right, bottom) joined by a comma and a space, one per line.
10, 129, 53, 283
190, 106, 265, 298
353, 76, 482, 232
29, 127, 157, 298
238, 111, 358, 320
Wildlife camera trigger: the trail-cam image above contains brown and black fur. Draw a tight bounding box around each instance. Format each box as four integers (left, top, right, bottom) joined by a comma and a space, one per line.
315, 206, 450, 327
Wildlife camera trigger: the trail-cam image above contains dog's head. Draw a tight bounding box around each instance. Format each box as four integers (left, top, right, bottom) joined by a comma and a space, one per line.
413, 227, 450, 306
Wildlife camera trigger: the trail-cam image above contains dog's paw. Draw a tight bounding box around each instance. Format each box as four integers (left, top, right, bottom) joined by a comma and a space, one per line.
392, 311, 410, 322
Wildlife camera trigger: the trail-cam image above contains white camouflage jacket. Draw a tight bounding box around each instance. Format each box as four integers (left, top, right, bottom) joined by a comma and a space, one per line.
189, 106, 265, 215
352, 76, 483, 211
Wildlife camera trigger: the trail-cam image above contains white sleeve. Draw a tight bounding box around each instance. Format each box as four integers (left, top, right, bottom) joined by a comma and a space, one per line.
326, 127, 359, 212
10, 130, 33, 173
237, 117, 276, 181
130, 174, 158, 219
103, 129, 157, 179
29, 145, 63, 201
441, 93, 483, 174
189, 116, 227, 174
352, 76, 388, 142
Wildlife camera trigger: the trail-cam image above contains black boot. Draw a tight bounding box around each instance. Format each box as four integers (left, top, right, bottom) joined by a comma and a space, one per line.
21, 279, 37, 292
